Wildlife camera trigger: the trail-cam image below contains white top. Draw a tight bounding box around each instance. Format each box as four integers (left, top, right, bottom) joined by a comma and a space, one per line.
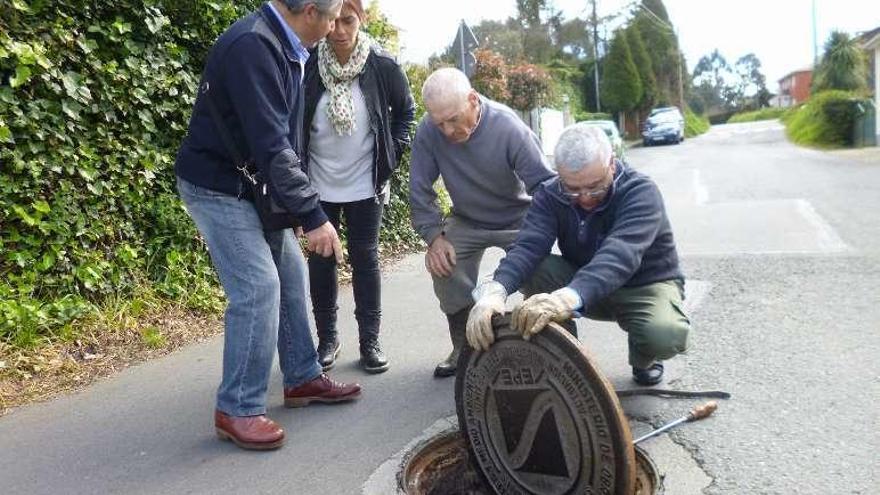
308, 80, 375, 203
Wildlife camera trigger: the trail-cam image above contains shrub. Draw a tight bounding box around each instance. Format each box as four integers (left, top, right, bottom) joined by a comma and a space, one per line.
471, 49, 509, 104
684, 109, 711, 137
727, 107, 788, 123
576, 112, 613, 121
783, 90, 870, 147
506, 63, 552, 111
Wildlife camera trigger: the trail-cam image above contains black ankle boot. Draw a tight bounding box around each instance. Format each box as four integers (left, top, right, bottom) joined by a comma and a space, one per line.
434, 306, 470, 378
360, 339, 389, 374
317, 339, 341, 371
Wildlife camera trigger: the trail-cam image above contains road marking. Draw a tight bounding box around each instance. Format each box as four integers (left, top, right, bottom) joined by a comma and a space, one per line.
795, 199, 850, 253
692, 169, 709, 205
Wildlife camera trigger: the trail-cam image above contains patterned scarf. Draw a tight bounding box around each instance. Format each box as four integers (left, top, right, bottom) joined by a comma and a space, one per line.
317, 31, 374, 136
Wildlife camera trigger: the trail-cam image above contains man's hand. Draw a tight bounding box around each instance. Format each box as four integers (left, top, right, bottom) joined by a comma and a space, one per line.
512, 289, 581, 340
304, 221, 344, 264
466, 281, 508, 351
425, 235, 456, 277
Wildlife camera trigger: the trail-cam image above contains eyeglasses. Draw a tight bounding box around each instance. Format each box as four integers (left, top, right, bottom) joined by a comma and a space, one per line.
558, 161, 614, 200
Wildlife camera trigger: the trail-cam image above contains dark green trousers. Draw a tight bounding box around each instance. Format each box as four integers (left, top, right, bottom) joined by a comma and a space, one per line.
520, 255, 691, 368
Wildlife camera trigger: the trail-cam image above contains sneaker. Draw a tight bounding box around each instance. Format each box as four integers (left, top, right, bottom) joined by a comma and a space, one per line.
632, 362, 664, 386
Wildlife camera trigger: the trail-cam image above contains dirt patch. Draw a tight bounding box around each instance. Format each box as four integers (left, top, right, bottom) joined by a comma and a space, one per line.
0, 309, 221, 417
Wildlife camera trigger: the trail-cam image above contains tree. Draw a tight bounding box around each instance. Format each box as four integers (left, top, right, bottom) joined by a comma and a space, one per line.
601, 29, 642, 114
692, 49, 733, 111
625, 24, 656, 111
555, 18, 593, 61
632, 0, 679, 105
472, 19, 524, 62
813, 31, 868, 93
365, 0, 399, 54
733, 53, 771, 109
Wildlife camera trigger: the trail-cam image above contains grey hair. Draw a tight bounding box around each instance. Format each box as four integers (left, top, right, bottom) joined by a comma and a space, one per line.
281, 0, 342, 14
553, 123, 613, 173
422, 68, 473, 111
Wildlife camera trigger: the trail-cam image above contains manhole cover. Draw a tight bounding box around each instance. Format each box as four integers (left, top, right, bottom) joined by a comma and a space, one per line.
455, 314, 636, 494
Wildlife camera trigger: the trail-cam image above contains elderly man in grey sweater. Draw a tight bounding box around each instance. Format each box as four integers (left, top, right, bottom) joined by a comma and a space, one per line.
409, 68, 556, 377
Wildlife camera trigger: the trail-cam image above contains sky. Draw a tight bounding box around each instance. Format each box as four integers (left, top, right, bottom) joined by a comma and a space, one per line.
374, 0, 880, 87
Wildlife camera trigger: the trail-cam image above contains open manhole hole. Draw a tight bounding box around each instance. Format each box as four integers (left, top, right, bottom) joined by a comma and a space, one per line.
400, 429, 659, 495
397, 315, 660, 495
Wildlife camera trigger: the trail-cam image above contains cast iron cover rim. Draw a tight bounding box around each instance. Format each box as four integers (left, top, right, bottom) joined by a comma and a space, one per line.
455, 314, 636, 495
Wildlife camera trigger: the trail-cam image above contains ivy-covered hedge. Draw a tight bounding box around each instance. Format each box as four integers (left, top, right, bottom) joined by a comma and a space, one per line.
0, 1, 421, 346
684, 108, 710, 138
782, 90, 872, 147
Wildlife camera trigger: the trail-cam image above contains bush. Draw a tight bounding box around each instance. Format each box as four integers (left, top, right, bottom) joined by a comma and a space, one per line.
0, 1, 421, 346
575, 112, 613, 122
783, 90, 870, 147
727, 107, 788, 123
506, 63, 553, 111
684, 109, 711, 137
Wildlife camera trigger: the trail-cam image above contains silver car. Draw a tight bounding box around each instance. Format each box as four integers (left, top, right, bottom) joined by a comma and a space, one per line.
578, 120, 626, 159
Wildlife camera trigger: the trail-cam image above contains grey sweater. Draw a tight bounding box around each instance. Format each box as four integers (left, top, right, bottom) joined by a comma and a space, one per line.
409, 97, 556, 244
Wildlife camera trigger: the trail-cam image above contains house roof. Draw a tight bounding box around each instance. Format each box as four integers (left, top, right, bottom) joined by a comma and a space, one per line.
857, 26, 880, 49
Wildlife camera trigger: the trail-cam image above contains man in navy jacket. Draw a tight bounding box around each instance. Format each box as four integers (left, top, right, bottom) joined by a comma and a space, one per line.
467, 123, 691, 386
175, 1, 361, 451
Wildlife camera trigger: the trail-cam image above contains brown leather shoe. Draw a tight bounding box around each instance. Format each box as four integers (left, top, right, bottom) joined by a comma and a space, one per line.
283, 374, 362, 408
214, 410, 285, 451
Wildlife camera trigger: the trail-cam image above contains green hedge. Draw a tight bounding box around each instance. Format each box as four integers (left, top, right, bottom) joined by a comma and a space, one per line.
727, 107, 788, 123
782, 90, 870, 147
0, 1, 421, 347
684, 108, 710, 137
575, 112, 613, 122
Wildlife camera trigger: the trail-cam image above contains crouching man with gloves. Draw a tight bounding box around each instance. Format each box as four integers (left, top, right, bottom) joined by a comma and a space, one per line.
467, 123, 691, 386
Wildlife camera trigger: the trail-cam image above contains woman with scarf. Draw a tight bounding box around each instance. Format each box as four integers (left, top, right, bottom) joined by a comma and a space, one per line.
303, 0, 415, 374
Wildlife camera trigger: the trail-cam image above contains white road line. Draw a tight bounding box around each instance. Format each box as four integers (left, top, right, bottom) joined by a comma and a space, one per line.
795, 199, 850, 253
692, 169, 709, 205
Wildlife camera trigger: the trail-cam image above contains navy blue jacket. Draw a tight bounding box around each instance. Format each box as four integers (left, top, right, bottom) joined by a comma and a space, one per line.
175, 3, 327, 231
493, 161, 683, 308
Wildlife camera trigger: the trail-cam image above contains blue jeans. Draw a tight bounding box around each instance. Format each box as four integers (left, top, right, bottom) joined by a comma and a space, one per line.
177, 178, 322, 416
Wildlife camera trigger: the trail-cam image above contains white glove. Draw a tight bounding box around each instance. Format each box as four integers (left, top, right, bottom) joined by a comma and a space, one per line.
466, 281, 508, 351
512, 288, 581, 340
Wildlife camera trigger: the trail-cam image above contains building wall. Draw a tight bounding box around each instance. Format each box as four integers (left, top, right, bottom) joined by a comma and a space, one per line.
875, 47, 879, 142
791, 71, 813, 103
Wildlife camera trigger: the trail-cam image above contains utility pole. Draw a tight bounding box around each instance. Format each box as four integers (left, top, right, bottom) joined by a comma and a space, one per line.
591, 0, 601, 112
811, 0, 819, 66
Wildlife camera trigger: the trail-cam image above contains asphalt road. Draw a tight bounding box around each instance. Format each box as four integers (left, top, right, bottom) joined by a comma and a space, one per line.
0, 120, 877, 494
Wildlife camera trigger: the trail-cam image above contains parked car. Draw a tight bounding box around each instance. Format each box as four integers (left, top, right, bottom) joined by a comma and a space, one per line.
642, 110, 684, 146
578, 120, 626, 159
649, 106, 683, 119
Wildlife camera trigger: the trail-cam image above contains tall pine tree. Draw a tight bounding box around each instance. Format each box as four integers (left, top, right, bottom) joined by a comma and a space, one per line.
625, 25, 656, 112
602, 29, 642, 115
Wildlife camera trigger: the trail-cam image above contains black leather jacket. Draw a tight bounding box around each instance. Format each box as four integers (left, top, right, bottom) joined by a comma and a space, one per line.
303, 47, 416, 198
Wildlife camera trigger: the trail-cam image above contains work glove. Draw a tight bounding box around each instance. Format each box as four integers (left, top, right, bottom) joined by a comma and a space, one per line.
512, 288, 582, 340
466, 281, 508, 351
